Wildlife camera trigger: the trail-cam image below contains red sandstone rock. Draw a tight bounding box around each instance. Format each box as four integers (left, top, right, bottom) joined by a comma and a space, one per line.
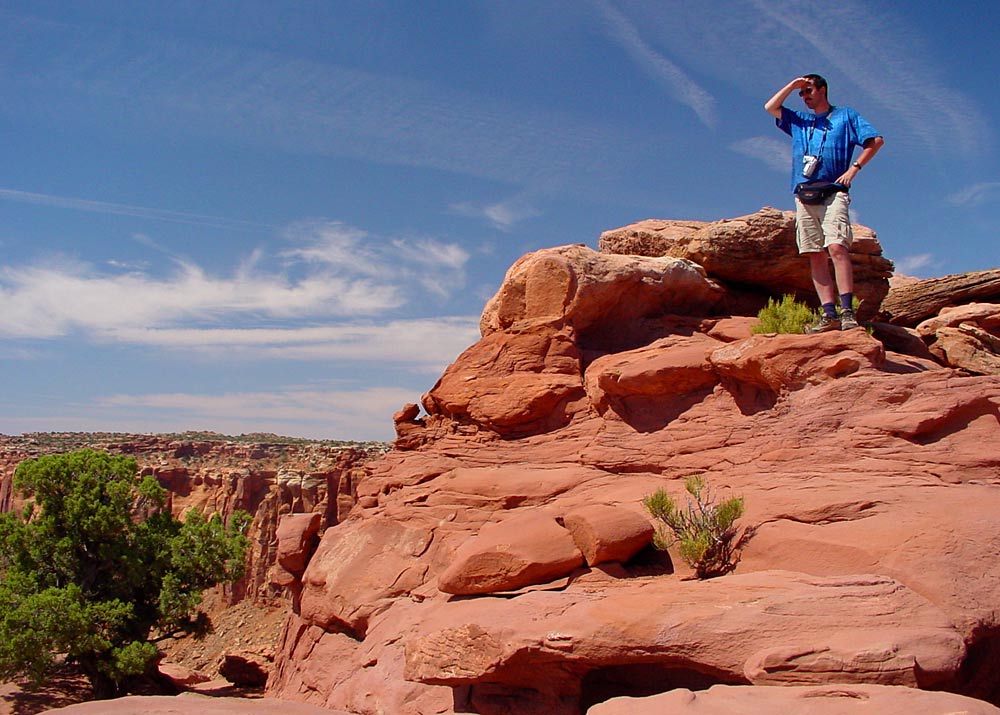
929, 325, 1000, 375
562, 505, 653, 566
422, 325, 587, 437
275, 512, 322, 575
588, 684, 1000, 715
709, 330, 885, 394
299, 517, 433, 636
600, 208, 892, 320
879, 268, 1000, 326
916, 302, 1000, 336
269, 361, 1000, 714
585, 334, 722, 424
406, 571, 964, 710
479, 244, 725, 338
157, 663, 210, 688
438, 511, 584, 595
218, 650, 270, 687
41, 694, 351, 714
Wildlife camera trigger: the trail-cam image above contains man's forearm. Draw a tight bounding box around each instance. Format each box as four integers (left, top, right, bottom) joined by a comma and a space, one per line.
764, 79, 804, 118
855, 136, 885, 169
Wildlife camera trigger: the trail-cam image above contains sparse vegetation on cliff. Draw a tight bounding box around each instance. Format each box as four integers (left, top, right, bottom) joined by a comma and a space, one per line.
643, 475, 752, 579
751, 294, 818, 334
0, 449, 250, 699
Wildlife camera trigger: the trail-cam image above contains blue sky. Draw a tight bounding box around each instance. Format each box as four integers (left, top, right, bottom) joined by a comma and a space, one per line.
2, 1, 998, 441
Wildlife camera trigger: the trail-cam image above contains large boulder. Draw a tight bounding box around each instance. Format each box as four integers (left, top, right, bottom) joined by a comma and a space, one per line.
421, 324, 586, 438
599, 208, 892, 320
480, 244, 726, 342
437, 511, 584, 595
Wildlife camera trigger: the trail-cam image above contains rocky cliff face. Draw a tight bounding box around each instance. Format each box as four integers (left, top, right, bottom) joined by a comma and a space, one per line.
266, 208, 1000, 715
0, 433, 385, 605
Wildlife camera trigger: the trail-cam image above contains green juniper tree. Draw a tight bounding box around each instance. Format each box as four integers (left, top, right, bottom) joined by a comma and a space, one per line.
0, 449, 250, 698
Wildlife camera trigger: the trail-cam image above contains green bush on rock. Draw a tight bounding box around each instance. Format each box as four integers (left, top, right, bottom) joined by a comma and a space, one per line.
643, 475, 753, 579
751, 294, 818, 335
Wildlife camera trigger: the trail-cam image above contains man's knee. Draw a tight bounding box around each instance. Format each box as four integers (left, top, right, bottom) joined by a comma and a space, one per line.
827, 243, 850, 260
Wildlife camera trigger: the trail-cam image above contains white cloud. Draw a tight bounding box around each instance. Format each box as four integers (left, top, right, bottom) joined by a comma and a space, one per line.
0, 218, 473, 341
282, 220, 470, 299
0, 258, 401, 339
946, 182, 1000, 207
588, 0, 717, 129
110, 317, 481, 371
449, 197, 541, 231
895, 253, 937, 277
281, 221, 382, 275
731, 136, 790, 172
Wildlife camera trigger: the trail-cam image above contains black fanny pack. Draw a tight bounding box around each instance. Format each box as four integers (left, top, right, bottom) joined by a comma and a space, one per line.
794, 181, 846, 205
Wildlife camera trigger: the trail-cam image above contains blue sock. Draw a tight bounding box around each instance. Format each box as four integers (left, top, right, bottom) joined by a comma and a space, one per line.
822, 302, 837, 318
840, 293, 853, 312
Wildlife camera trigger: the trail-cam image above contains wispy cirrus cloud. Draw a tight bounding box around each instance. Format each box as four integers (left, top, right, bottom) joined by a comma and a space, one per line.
946, 182, 1000, 207
0, 187, 274, 231
449, 196, 541, 231
588, 0, 717, 128
0, 13, 630, 194
731, 136, 790, 172
0, 219, 470, 345
110, 317, 480, 371
894, 253, 937, 278
282, 220, 470, 299
746, 0, 988, 157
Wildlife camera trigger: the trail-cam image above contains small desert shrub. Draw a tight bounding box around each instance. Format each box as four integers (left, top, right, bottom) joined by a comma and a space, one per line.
751, 294, 817, 334
642, 475, 753, 579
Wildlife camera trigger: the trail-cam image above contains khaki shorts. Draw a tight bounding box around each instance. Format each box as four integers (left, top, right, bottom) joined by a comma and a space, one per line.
795, 191, 853, 253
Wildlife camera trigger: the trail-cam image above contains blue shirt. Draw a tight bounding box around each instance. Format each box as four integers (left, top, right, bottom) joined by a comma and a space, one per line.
776, 105, 880, 193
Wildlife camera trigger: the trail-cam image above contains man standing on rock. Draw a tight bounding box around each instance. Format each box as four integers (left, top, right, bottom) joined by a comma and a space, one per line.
765, 74, 884, 332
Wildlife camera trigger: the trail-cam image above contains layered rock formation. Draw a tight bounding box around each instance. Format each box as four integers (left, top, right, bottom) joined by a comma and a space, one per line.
265, 209, 1000, 714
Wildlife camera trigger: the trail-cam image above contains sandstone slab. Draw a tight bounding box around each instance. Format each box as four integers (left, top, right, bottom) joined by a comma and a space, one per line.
406, 571, 965, 713
588, 684, 1000, 715
438, 511, 584, 595
42, 694, 351, 714
879, 269, 1000, 326
709, 330, 885, 394
562, 505, 654, 566
299, 517, 432, 636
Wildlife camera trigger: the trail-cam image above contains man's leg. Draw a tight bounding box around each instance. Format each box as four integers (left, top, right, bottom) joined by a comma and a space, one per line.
823, 193, 860, 329
804, 249, 841, 333
809, 250, 838, 305
827, 243, 854, 297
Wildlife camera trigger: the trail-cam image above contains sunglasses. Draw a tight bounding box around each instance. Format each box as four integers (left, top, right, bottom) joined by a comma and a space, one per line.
798, 87, 817, 97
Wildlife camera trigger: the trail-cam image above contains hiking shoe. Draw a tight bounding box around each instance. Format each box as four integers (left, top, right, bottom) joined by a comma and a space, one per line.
805, 315, 841, 334
840, 309, 860, 330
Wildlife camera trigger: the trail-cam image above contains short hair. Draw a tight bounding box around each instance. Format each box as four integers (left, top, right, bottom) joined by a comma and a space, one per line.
803, 74, 828, 94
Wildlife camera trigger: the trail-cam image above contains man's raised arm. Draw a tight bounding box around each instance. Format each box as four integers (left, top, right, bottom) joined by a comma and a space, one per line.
765, 77, 809, 118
